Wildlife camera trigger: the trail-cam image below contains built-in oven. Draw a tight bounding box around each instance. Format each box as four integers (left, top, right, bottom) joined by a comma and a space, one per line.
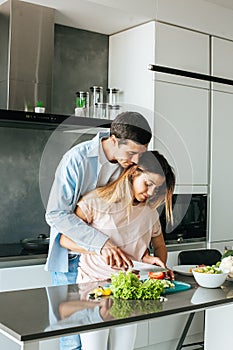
159, 194, 207, 245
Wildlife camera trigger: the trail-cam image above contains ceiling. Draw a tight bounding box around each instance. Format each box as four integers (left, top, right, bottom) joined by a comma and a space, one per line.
0, 0, 157, 34
0, 0, 233, 35
203, 0, 233, 10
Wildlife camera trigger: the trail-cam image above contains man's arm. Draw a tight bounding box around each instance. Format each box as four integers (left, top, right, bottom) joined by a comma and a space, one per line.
59, 204, 132, 269
46, 155, 108, 254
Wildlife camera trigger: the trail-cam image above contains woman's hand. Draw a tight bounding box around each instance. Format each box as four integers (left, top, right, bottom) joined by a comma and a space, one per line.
142, 253, 166, 268
142, 252, 175, 280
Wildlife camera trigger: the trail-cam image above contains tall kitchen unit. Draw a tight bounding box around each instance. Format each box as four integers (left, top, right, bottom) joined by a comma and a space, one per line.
205, 36, 233, 350
108, 20, 209, 350
208, 36, 233, 251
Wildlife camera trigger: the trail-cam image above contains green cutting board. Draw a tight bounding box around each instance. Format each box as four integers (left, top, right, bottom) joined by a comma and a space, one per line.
164, 280, 191, 294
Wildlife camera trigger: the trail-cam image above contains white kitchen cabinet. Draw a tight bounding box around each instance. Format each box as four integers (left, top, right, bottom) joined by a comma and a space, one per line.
109, 21, 209, 188
0, 264, 52, 292
208, 241, 233, 254
134, 321, 149, 349
109, 20, 209, 104
154, 81, 209, 187
148, 312, 204, 347
205, 304, 233, 350
155, 0, 233, 42
209, 90, 233, 242
154, 22, 209, 88
109, 21, 155, 112
211, 36, 233, 94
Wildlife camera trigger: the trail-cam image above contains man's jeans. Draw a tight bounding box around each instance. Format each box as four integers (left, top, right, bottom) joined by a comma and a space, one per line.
51, 255, 82, 350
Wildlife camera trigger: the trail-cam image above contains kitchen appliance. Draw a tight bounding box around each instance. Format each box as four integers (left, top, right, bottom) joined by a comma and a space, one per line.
159, 194, 207, 245
0, 0, 54, 111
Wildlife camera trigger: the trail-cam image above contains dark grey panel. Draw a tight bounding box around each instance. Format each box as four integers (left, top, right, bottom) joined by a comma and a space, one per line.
0, 125, 94, 244
0, 81, 8, 109
52, 25, 109, 115
0, 5, 9, 83
0, 127, 52, 243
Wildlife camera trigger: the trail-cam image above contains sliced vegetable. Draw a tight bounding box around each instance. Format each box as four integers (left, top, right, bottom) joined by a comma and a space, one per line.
192, 264, 223, 274
148, 271, 165, 280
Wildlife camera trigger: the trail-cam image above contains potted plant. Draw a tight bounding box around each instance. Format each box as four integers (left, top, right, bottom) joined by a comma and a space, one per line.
35, 101, 45, 113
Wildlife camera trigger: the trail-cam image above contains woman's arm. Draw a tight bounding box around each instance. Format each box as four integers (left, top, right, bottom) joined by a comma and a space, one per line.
60, 234, 94, 254
142, 235, 174, 280
141, 234, 167, 266
151, 234, 167, 264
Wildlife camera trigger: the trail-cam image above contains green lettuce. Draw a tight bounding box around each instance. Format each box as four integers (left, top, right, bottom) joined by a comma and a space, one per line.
110, 271, 173, 300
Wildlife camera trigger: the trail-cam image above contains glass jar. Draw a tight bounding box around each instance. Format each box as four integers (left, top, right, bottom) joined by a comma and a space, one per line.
90, 86, 103, 106
76, 91, 89, 108
75, 91, 89, 117
107, 88, 120, 105
108, 104, 121, 120
96, 102, 109, 119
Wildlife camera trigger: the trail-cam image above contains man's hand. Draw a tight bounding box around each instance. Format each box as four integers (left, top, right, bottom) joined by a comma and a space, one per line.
100, 240, 133, 270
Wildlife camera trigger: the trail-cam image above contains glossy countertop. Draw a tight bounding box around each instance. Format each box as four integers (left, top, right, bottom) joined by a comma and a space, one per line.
1, 275, 233, 343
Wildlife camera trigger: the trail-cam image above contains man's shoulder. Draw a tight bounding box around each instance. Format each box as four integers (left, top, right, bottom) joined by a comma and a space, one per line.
65, 131, 110, 160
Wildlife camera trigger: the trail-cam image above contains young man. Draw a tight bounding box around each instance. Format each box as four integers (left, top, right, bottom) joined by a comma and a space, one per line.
45, 111, 152, 282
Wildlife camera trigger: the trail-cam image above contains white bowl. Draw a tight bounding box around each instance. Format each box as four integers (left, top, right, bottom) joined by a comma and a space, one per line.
192, 269, 228, 288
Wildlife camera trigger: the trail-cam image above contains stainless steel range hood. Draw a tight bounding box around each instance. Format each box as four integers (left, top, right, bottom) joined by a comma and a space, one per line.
0, 0, 54, 112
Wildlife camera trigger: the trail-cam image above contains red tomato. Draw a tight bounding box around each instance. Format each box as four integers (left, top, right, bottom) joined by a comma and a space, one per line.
148, 271, 165, 280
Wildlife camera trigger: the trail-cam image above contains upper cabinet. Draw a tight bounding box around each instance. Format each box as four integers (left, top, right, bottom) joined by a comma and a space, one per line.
154, 81, 209, 188
109, 21, 156, 112
154, 22, 209, 88
209, 90, 233, 242
109, 21, 209, 189
211, 36, 233, 94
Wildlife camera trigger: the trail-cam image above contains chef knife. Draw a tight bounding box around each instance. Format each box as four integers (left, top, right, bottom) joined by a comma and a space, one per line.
130, 260, 168, 273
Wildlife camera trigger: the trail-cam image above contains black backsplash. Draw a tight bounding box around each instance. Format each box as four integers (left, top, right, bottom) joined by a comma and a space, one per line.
0, 122, 93, 245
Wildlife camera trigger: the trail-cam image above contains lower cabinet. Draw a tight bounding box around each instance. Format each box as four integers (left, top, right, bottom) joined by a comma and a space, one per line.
134, 321, 149, 348
0, 264, 52, 292
205, 304, 233, 350
135, 312, 204, 350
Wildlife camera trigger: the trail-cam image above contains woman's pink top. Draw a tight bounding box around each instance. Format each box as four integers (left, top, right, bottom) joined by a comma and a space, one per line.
77, 193, 162, 283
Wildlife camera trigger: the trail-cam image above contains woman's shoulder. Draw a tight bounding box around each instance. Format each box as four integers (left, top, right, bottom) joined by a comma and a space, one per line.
144, 205, 160, 220
79, 190, 109, 209
79, 190, 98, 203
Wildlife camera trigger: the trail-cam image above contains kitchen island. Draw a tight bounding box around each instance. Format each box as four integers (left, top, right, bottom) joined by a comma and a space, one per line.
0, 275, 233, 350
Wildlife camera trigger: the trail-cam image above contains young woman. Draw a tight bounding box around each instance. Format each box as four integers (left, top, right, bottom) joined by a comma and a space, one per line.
61, 150, 175, 279
60, 150, 175, 350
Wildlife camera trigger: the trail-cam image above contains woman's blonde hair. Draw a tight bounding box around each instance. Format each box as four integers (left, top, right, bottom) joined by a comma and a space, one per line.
96, 151, 175, 223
